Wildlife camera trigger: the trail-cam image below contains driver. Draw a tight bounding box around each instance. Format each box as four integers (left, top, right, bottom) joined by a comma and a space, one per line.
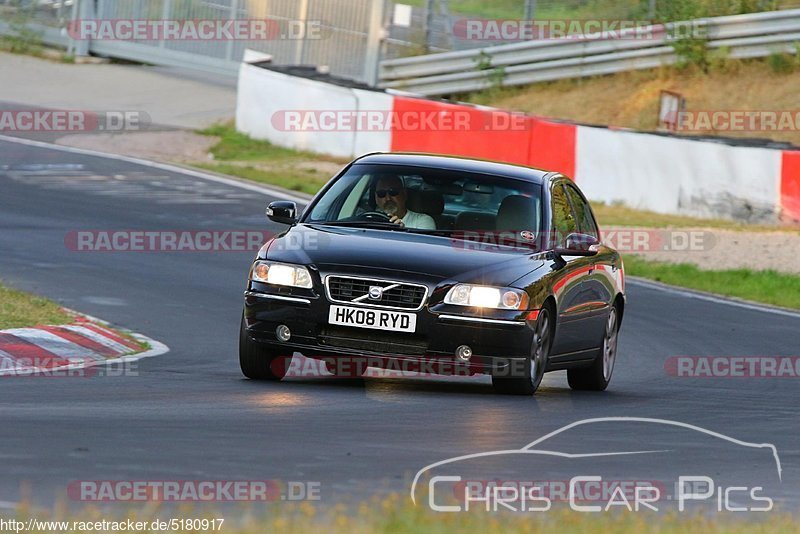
374, 175, 436, 230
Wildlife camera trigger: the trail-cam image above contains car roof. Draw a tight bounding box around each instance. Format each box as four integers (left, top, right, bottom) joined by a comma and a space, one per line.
354, 153, 551, 185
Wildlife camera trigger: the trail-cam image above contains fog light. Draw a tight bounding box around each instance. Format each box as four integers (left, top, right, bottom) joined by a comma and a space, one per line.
276, 324, 291, 342
456, 345, 473, 362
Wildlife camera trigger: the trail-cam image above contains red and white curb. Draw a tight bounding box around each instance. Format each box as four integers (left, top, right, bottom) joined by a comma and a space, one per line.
0, 312, 168, 376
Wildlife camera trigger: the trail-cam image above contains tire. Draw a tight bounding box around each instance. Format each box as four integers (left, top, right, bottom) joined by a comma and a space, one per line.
567, 304, 619, 391
239, 314, 289, 381
492, 307, 552, 395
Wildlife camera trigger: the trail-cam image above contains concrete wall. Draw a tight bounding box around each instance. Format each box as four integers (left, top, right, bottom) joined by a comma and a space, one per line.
236, 56, 799, 223
575, 127, 783, 222
236, 59, 393, 159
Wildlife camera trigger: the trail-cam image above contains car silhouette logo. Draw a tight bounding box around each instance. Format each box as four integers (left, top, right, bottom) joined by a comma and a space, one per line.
410, 417, 783, 506
368, 286, 383, 300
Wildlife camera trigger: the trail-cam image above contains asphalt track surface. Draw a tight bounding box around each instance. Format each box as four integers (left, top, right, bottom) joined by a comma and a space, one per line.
1, 135, 798, 515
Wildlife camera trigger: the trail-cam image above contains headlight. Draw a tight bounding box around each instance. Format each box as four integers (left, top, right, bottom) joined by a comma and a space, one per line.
444, 284, 529, 310
250, 261, 312, 289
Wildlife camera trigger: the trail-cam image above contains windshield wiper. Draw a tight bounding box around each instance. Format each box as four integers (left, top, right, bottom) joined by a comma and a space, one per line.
312, 221, 410, 231
404, 229, 458, 236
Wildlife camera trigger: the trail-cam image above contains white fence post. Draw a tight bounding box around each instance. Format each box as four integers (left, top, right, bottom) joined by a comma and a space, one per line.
226, 0, 240, 61
73, 0, 94, 57
294, 0, 310, 64
363, 0, 386, 86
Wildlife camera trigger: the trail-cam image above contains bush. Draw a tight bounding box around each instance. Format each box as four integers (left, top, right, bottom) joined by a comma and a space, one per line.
648, 0, 780, 20
1, 7, 43, 55
767, 51, 795, 73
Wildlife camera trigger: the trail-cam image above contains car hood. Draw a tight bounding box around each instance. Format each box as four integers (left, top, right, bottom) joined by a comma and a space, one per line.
261, 224, 544, 286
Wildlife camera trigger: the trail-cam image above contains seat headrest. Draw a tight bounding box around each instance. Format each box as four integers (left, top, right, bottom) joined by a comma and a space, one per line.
407, 189, 444, 217
497, 195, 540, 233
454, 211, 495, 231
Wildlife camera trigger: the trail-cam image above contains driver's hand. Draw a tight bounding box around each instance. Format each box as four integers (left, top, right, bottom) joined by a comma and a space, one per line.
389, 215, 405, 227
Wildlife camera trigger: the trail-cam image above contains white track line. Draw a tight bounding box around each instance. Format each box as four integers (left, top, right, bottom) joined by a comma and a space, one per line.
628, 277, 800, 319
0, 134, 312, 204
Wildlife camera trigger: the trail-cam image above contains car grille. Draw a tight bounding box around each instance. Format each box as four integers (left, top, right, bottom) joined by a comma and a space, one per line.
326, 276, 427, 311
320, 326, 428, 356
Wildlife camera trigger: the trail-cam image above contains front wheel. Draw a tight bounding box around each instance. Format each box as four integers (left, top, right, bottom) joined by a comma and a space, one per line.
567, 305, 619, 391
492, 307, 551, 395
239, 314, 290, 381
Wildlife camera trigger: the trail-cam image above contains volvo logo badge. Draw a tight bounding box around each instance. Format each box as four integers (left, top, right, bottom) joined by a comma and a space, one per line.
368, 286, 383, 300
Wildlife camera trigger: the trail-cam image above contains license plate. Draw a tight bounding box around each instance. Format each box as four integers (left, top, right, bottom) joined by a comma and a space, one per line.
328, 305, 417, 333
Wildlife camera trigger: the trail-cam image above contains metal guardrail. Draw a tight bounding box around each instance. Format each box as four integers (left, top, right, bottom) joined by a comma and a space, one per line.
379, 9, 800, 96
0, 0, 386, 84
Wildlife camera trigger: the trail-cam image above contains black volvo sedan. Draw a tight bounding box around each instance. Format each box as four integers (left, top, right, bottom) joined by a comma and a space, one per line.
240, 153, 625, 395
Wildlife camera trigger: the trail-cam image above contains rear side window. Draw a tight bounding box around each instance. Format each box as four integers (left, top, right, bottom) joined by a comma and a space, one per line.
565, 184, 599, 239
551, 183, 577, 244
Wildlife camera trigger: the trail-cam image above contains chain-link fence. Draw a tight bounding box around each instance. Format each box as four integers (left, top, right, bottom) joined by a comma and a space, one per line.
0, 0, 384, 83
3, 0, 799, 82
385, 0, 800, 59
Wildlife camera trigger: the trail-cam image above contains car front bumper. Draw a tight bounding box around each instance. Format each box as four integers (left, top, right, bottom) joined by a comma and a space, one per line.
243, 289, 537, 376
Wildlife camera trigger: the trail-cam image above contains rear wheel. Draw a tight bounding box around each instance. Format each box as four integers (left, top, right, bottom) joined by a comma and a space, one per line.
492, 307, 552, 395
567, 305, 619, 391
239, 314, 290, 381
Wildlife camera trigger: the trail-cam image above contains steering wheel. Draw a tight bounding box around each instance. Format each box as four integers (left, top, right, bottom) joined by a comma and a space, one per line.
358, 211, 392, 222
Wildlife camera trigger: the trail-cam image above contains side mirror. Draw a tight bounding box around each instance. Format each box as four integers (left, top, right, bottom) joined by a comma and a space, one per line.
557, 233, 599, 256
266, 201, 297, 225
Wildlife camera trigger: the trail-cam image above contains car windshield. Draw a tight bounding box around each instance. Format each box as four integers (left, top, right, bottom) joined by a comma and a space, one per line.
304, 164, 543, 242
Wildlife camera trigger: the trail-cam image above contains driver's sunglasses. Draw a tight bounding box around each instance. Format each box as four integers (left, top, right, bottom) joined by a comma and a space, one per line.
376, 189, 401, 199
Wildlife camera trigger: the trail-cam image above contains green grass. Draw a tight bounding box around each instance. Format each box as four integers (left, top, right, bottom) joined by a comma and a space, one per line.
592, 202, 800, 232
199, 123, 318, 162
197, 123, 343, 195
0, 282, 148, 352
0, 282, 71, 330
624, 256, 800, 310
5, 498, 798, 534
399, 0, 795, 21
194, 163, 328, 195
399, 0, 644, 21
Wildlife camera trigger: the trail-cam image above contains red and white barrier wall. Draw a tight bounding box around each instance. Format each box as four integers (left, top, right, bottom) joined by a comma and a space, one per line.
236, 51, 393, 159
236, 57, 800, 223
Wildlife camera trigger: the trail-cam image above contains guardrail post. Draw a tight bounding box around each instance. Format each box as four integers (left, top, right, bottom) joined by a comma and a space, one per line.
226, 0, 240, 61
363, 0, 386, 85
524, 0, 537, 21
72, 0, 94, 57
425, 0, 435, 51
159, 0, 172, 49
294, 0, 310, 64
